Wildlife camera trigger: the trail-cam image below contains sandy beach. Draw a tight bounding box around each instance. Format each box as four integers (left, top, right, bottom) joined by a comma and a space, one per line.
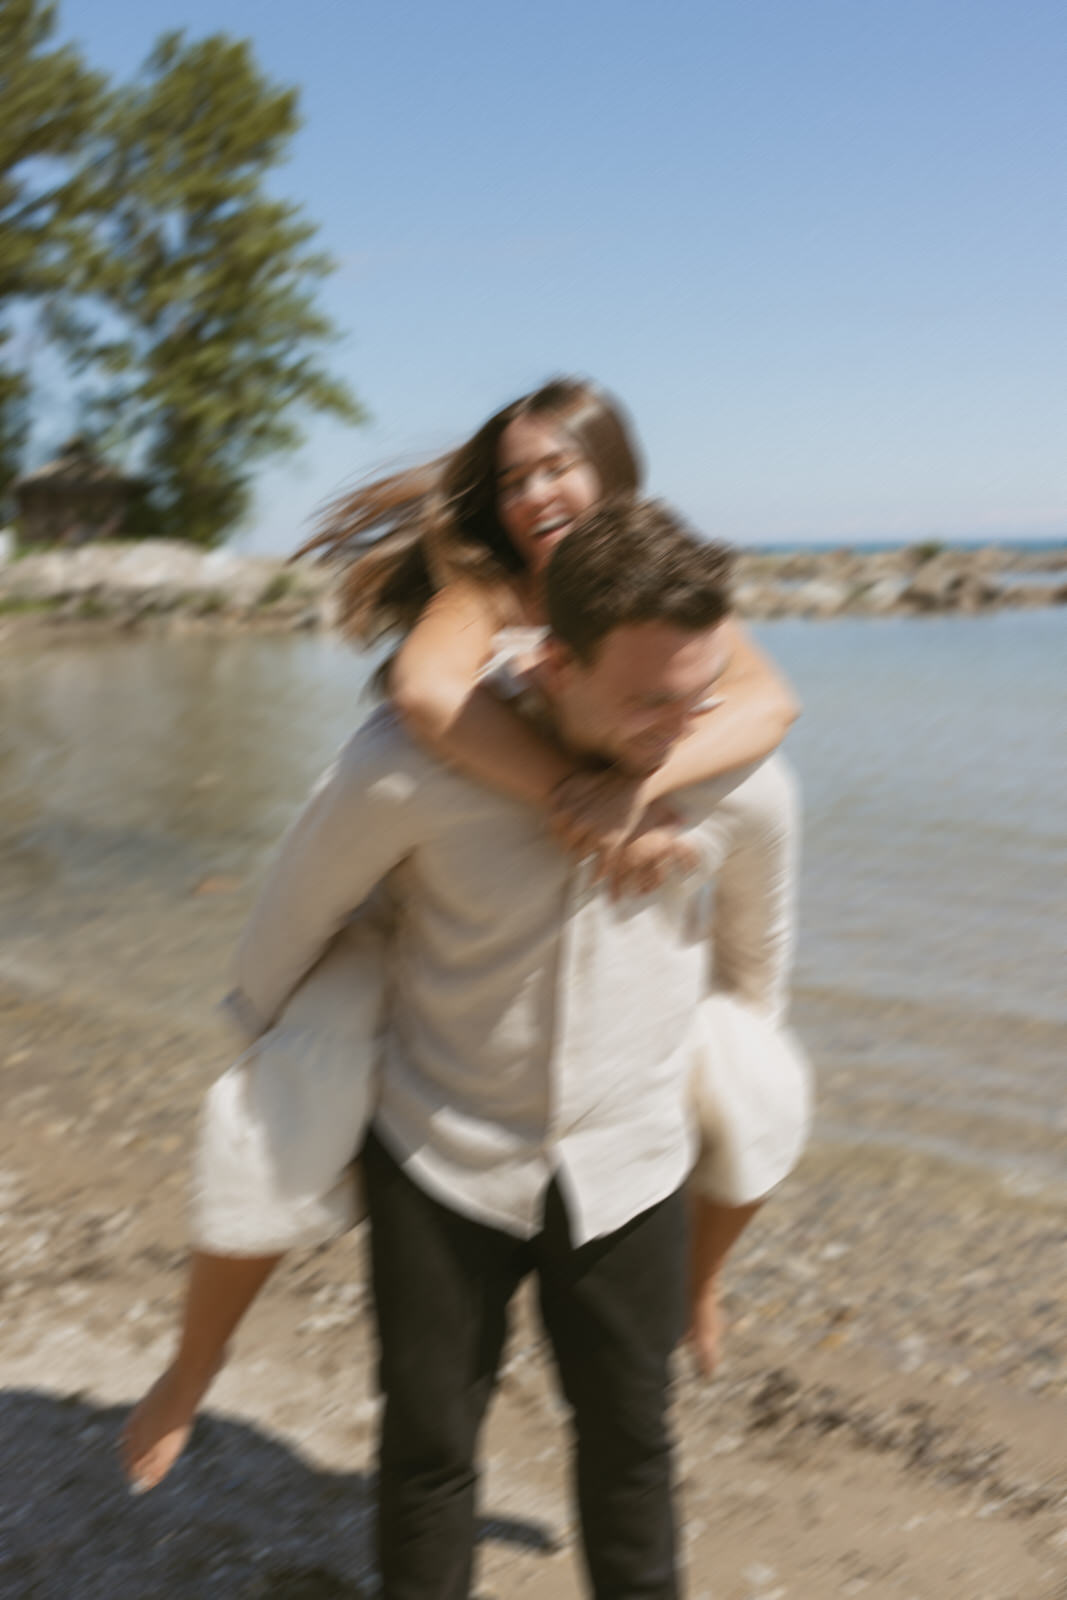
2, 971, 1064, 1599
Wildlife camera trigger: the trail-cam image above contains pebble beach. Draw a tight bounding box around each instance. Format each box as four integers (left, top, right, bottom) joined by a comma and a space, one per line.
1, 977, 1064, 1598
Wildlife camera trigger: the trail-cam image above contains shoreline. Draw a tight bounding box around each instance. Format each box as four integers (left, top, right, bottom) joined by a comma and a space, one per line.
1, 973, 1065, 1596
1, 538, 1065, 638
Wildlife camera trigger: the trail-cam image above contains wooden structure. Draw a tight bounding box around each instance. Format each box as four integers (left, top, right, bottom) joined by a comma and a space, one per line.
13, 438, 142, 547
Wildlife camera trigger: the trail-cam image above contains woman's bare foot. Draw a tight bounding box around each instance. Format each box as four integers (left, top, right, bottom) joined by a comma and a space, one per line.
120, 1360, 219, 1492
688, 1280, 726, 1378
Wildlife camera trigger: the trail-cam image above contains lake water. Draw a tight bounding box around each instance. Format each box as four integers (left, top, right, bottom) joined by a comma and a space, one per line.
1, 611, 1064, 1190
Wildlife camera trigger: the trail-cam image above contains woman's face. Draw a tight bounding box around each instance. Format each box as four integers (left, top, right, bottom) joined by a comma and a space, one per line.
495, 415, 601, 572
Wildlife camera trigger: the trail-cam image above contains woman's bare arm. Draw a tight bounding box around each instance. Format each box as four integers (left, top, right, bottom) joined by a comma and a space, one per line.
641, 618, 800, 798
389, 580, 581, 803
550, 619, 799, 867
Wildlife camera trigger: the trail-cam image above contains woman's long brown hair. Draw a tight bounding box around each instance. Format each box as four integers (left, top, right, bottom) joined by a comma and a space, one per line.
296, 377, 644, 644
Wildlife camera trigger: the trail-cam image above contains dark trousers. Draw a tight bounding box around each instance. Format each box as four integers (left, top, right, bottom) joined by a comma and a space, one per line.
363, 1130, 687, 1600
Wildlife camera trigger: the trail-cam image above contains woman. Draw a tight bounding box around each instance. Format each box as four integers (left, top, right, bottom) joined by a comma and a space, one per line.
309, 376, 797, 883
122, 378, 808, 1491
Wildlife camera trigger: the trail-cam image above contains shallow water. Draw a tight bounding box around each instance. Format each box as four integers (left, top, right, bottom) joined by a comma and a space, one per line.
1, 612, 1064, 1186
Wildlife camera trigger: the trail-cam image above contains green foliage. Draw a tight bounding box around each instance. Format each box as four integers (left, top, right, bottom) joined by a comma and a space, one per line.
2, 12, 364, 542
910, 539, 945, 564
258, 569, 295, 605
0, 591, 55, 613
67, 30, 364, 545
0, 0, 105, 494
73, 587, 110, 619
0, 362, 31, 496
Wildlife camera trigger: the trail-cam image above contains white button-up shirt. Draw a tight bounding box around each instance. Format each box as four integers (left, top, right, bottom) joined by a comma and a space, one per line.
227, 704, 798, 1246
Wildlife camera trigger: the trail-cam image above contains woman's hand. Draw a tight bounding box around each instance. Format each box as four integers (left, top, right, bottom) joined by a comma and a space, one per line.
549, 774, 700, 899
548, 770, 647, 862
606, 804, 701, 900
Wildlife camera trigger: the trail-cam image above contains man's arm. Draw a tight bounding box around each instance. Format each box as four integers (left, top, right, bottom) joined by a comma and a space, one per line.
706, 759, 799, 1022
226, 717, 428, 1039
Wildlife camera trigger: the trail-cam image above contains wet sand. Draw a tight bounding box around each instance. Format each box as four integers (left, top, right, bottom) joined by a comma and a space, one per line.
2, 976, 1064, 1599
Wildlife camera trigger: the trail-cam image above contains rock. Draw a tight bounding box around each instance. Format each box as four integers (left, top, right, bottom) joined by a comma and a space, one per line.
1000, 581, 1067, 608
792, 579, 849, 618
853, 576, 908, 614
901, 559, 998, 613
0, 539, 331, 630
733, 543, 1067, 620
733, 582, 784, 620
1004, 546, 1067, 573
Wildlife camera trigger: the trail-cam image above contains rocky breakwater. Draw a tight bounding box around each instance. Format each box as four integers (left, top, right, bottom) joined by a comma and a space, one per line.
0, 537, 1065, 634
733, 541, 1067, 619
0, 539, 333, 633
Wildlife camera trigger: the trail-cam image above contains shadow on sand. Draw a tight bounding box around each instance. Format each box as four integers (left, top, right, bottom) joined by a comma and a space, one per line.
0, 1389, 559, 1599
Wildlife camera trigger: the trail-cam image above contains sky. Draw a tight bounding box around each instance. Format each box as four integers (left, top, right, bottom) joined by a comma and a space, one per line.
52, 0, 1067, 550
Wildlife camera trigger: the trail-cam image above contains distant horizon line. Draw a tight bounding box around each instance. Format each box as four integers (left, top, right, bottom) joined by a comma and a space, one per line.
734, 534, 1067, 553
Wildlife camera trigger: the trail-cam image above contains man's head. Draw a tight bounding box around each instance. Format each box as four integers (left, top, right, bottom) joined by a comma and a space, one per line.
541, 499, 734, 775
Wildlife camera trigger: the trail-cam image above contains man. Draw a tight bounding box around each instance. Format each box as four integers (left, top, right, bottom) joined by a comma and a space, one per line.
129, 499, 802, 1598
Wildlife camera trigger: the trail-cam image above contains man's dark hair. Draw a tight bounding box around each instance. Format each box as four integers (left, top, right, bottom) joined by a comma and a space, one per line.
544, 498, 734, 662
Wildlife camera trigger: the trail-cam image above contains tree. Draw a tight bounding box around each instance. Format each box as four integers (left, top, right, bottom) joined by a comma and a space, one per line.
0, 0, 104, 496
71, 30, 364, 545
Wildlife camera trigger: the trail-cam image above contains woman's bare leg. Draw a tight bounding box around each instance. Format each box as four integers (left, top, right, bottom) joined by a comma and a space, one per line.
121, 1250, 281, 1491
687, 1196, 762, 1376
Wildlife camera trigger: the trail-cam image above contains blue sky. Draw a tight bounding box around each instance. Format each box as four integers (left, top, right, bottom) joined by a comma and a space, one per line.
55, 0, 1066, 549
